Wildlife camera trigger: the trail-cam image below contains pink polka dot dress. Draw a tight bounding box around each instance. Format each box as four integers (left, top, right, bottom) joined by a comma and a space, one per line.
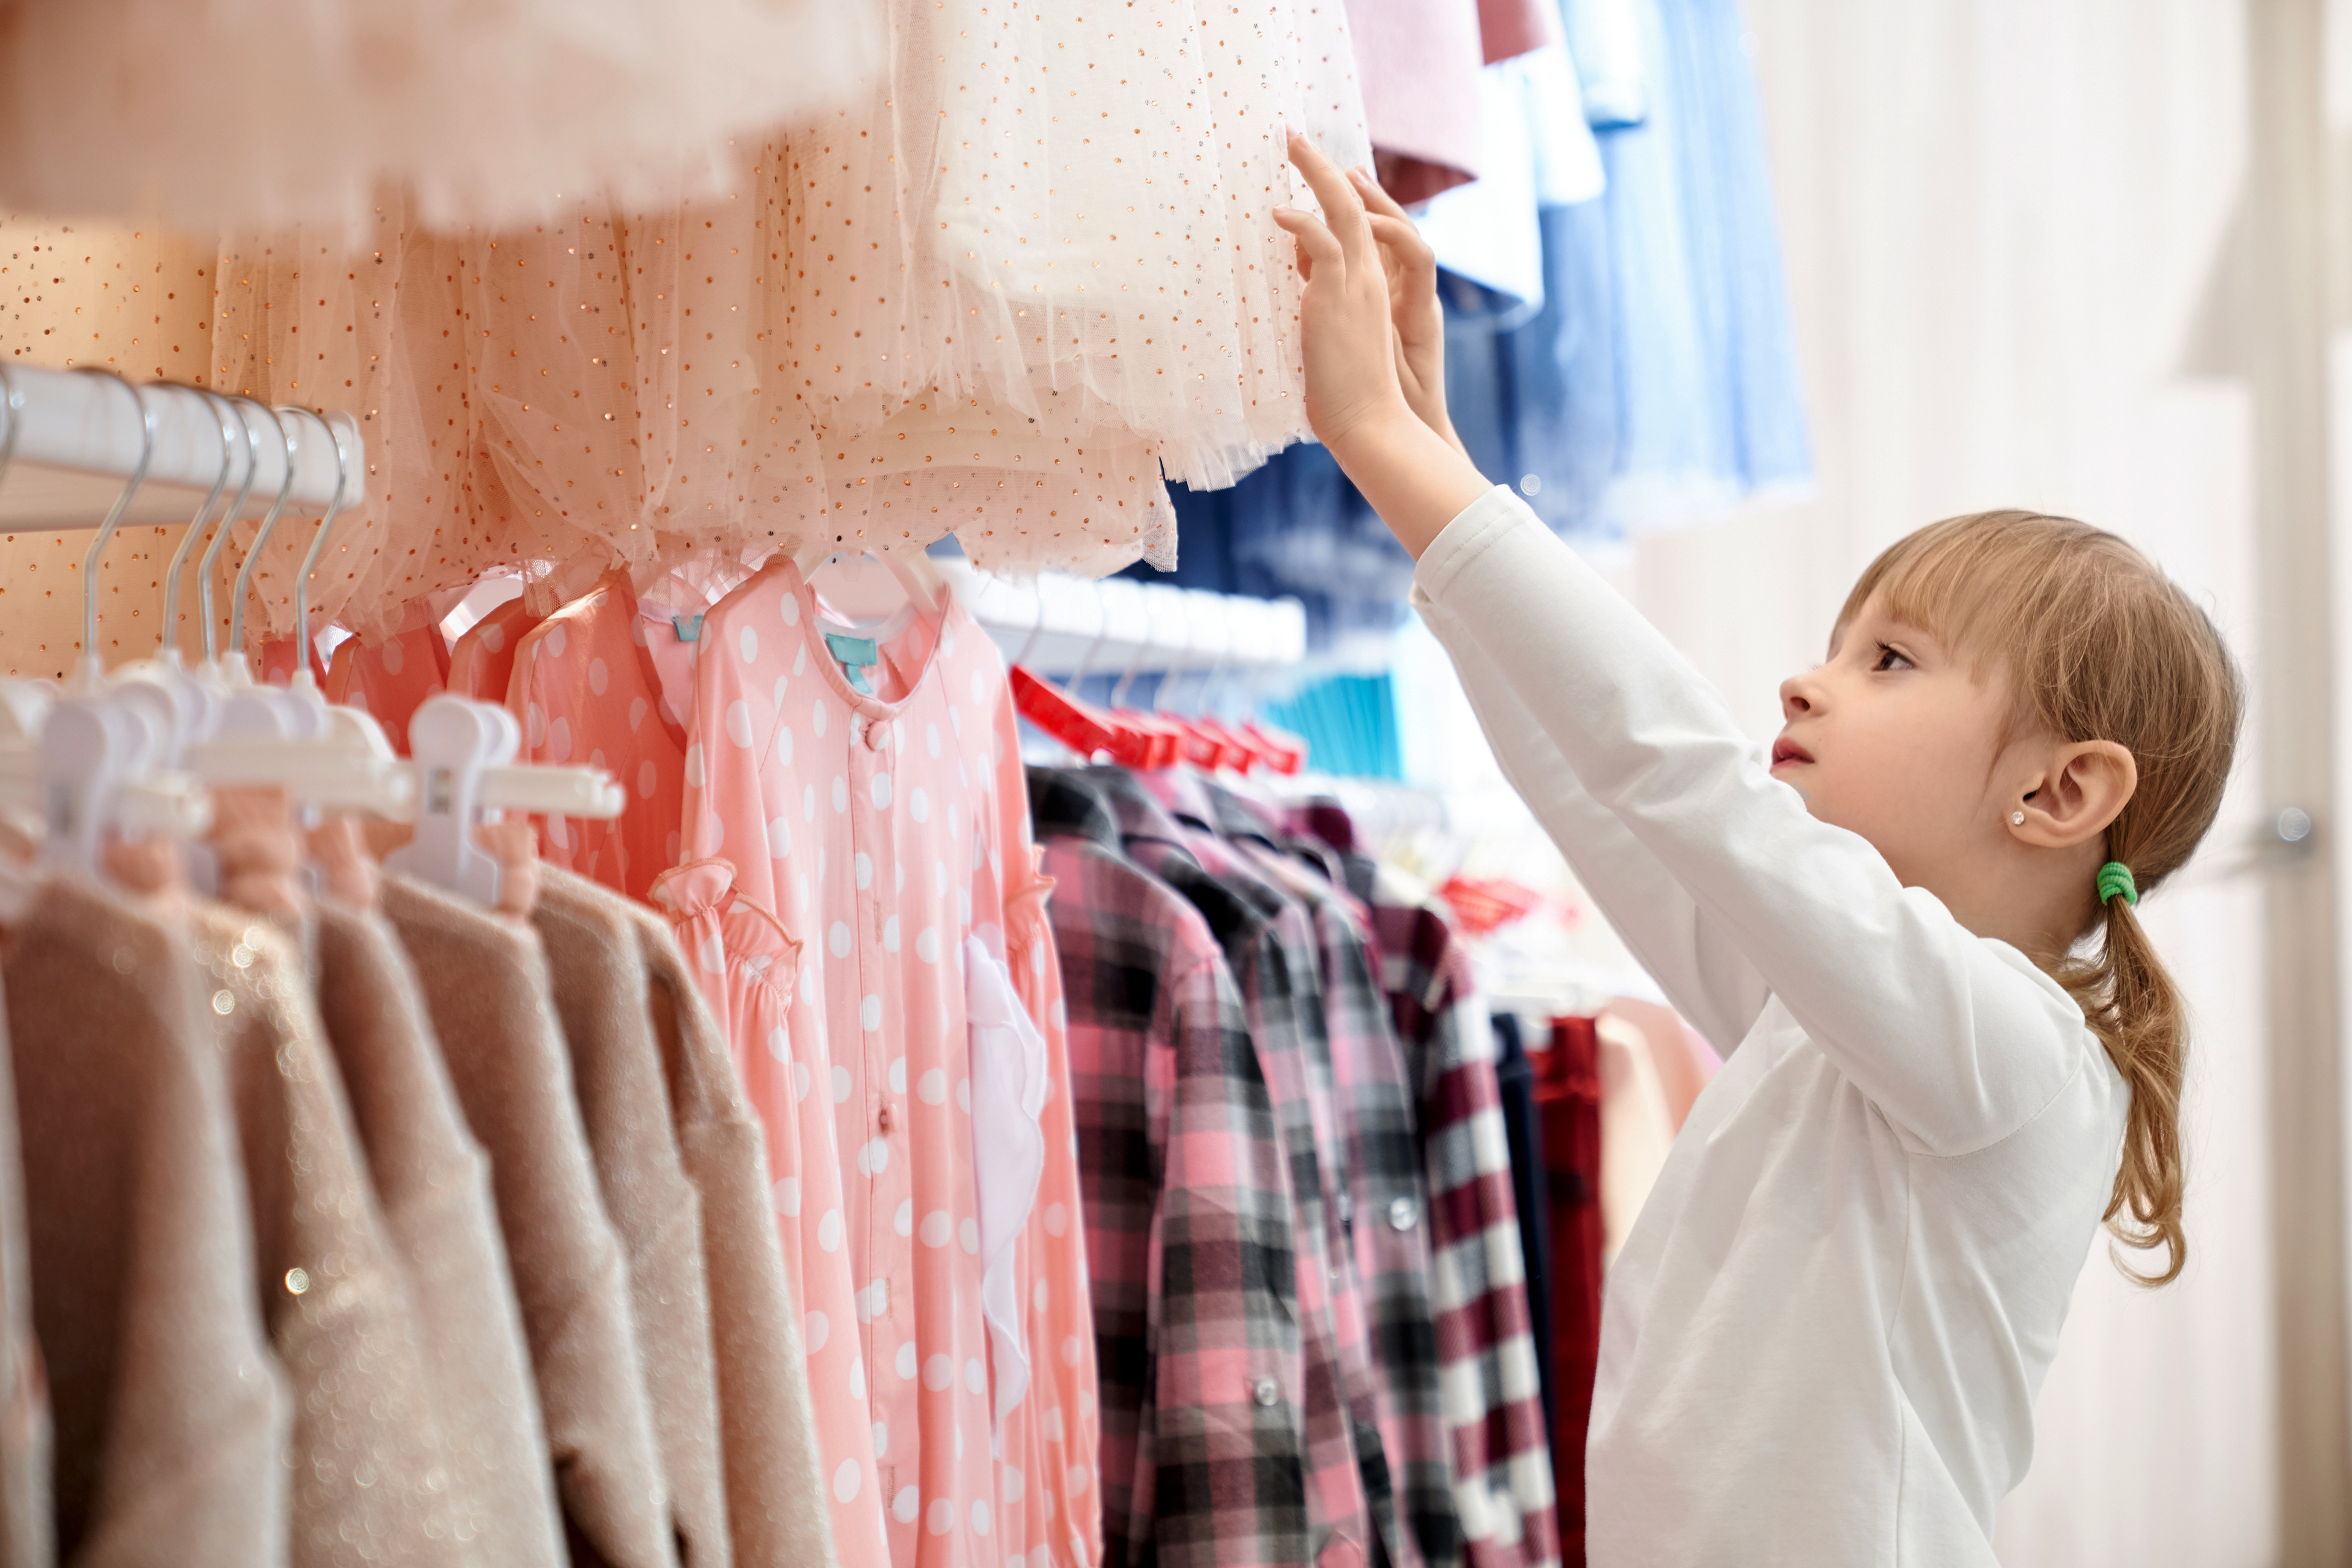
680, 563, 1100, 1568
505, 569, 687, 903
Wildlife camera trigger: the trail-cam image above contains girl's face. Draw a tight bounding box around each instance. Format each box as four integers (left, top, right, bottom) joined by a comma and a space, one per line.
1770, 594, 2022, 891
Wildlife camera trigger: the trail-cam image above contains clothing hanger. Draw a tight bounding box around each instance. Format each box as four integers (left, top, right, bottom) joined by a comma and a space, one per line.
791, 535, 952, 623
195, 397, 270, 671
36, 379, 208, 877
109, 383, 246, 758
383, 693, 624, 904
221, 404, 305, 691
183, 407, 415, 816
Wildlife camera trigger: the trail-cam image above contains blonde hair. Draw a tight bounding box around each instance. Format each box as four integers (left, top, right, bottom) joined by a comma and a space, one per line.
1839, 509, 2244, 1286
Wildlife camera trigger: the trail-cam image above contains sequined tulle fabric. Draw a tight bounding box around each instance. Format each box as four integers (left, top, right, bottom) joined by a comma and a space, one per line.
0, 0, 878, 234
209, 0, 1372, 638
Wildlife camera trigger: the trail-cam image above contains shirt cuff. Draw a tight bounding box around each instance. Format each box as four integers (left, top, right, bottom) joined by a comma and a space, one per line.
1409, 484, 1541, 609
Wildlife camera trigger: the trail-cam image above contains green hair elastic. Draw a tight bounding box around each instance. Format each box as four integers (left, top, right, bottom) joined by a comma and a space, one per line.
2097, 861, 2139, 908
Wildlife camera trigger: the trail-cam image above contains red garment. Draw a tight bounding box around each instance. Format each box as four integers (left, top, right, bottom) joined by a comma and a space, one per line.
1535, 1018, 1604, 1568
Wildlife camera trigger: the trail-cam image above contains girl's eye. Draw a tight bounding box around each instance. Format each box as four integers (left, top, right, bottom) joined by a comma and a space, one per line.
1874, 643, 1913, 671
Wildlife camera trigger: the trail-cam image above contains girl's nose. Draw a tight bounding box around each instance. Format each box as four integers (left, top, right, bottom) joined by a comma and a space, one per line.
1780, 672, 1819, 719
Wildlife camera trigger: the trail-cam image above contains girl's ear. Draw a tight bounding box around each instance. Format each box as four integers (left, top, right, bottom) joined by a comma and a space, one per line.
2014, 739, 2139, 848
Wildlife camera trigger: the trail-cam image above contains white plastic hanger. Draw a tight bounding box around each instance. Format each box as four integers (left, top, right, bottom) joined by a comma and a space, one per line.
792, 536, 952, 623
384, 694, 625, 903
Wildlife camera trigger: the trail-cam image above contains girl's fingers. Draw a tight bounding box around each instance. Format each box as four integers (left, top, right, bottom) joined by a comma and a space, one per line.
1272, 205, 1345, 275
1365, 213, 1435, 276
1348, 166, 1414, 224
1286, 131, 1371, 268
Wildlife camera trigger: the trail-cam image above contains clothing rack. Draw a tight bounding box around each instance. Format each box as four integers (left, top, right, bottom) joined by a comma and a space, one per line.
0, 364, 362, 530
944, 560, 1306, 676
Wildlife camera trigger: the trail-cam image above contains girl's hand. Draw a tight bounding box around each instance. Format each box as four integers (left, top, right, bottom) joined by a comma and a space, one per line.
1273, 133, 1413, 453
1348, 168, 1466, 459
1274, 133, 1493, 558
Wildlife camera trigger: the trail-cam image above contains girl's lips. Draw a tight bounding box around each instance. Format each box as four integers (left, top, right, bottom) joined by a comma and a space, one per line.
1771, 738, 1814, 767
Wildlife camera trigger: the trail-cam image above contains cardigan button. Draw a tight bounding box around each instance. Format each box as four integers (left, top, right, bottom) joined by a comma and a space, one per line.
1387, 1197, 1420, 1232
1252, 1377, 1281, 1408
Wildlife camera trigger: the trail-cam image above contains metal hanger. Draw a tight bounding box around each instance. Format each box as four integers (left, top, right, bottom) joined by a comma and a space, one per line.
199, 398, 285, 670
224, 405, 304, 678
71, 369, 160, 692
158, 388, 253, 664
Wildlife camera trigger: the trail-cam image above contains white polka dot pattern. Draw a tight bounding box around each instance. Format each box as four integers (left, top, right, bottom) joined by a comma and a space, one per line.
674, 555, 1100, 1565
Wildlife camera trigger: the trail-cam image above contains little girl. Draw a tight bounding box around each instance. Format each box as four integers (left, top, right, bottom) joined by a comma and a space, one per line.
1272, 135, 2243, 1563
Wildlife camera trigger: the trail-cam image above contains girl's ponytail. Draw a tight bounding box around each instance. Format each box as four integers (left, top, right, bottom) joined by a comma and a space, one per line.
2062, 884, 2188, 1284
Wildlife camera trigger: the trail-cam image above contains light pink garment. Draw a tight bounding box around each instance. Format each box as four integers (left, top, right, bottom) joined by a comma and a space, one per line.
678, 565, 1100, 1568
447, 597, 543, 703
1348, 0, 1486, 203
1603, 997, 1721, 1134
507, 570, 687, 902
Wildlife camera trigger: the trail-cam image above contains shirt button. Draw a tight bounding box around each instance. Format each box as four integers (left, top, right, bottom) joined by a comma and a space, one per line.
878, 1105, 894, 1132
1252, 1377, 1281, 1408
864, 721, 887, 751
1387, 1197, 1420, 1232
1335, 1193, 1352, 1224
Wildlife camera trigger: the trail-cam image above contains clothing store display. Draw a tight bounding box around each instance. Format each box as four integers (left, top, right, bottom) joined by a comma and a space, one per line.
0, 0, 1850, 1556
310, 895, 569, 1568
623, 890, 837, 1568
533, 869, 733, 1568
0, 0, 879, 232
5, 879, 289, 1568
380, 873, 678, 1568
1411, 484, 2130, 1562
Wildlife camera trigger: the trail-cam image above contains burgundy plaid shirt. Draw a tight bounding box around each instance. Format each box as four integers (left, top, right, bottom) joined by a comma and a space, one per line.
1364, 873, 1560, 1568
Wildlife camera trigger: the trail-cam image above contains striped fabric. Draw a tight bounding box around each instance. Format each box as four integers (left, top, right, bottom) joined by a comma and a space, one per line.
1241, 846, 1463, 1568
1369, 884, 1560, 1568
1028, 768, 1313, 1568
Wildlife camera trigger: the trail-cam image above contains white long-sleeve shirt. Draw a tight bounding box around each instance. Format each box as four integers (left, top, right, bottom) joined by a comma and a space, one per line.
1411, 487, 2129, 1566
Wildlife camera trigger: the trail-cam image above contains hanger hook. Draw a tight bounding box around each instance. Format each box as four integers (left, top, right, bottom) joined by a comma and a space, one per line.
198, 397, 268, 664
228, 405, 303, 667
158, 388, 240, 656
290, 409, 354, 666
73, 369, 161, 684
1109, 583, 1158, 712
0, 364, 24, 496
1064, 578, 1116, 693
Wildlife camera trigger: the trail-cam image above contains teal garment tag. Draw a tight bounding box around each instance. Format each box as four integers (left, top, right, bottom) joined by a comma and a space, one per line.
672, 613, 704, 643
826, 632, 879, 695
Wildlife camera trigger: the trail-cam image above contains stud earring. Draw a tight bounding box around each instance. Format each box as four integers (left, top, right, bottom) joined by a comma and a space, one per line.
2010, 811, 2027, 827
